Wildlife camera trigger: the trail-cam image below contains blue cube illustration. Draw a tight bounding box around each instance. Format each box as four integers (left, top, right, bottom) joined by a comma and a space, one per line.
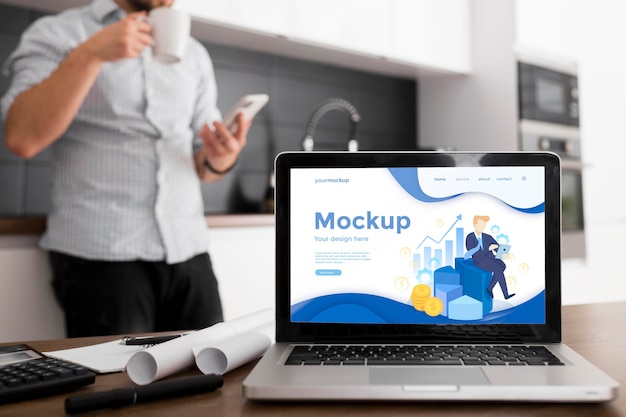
435, 284, 463, 317
455, 258, 493, 315
448, 295, 483, 320
434, 266, 460, 286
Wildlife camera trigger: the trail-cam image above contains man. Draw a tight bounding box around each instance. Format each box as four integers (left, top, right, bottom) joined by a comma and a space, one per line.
465, 215, 515, 300
1, 0, 252, 336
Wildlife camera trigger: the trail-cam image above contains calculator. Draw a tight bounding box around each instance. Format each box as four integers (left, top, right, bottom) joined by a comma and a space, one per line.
0, 344, 96, 404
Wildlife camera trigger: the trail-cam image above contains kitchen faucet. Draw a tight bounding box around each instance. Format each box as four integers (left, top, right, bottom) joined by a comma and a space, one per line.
302, 98, 361, 151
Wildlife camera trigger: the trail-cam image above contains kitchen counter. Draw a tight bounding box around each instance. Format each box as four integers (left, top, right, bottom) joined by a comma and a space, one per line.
0, 214, 274, 235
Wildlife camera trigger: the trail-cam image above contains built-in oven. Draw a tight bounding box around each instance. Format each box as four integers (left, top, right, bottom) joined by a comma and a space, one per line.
560, 163, 585, 258
519, 119, 585, 259
517, 50, 584, 258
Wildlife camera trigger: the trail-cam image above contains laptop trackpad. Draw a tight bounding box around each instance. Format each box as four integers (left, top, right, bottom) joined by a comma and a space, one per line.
370, 368, 490, 387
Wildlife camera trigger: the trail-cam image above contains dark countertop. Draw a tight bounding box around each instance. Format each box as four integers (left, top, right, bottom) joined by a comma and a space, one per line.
0, 214, 274, 235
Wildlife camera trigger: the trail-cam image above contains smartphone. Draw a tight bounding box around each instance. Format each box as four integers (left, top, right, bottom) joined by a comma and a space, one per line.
223, 94, 269, 133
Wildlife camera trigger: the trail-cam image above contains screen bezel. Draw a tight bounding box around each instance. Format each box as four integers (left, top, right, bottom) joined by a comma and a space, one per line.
274, 151, 562, 344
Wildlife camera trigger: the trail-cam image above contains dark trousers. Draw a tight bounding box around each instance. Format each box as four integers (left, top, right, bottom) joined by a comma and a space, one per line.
49, 251, 223, 338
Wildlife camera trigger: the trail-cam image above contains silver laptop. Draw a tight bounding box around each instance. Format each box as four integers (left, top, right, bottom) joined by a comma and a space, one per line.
243, 151, 618, 402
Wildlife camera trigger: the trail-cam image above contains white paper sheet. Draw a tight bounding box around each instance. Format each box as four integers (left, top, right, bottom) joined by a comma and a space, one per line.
45, 340, 147, 373
193, 323, 274, 375
125, 308, 273, 385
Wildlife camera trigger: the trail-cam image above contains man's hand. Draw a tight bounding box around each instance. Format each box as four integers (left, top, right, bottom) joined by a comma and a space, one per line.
81, 12, 153, 63
196, 113, 252, 181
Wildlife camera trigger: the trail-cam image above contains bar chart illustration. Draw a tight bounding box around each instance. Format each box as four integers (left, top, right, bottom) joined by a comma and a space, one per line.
412, 214, 464, 286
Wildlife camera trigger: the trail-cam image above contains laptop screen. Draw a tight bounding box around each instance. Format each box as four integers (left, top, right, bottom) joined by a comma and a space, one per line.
276, 152, 562, 342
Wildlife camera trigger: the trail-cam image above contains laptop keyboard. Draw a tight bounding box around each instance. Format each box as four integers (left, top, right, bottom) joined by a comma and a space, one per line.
285, 345, 564, 366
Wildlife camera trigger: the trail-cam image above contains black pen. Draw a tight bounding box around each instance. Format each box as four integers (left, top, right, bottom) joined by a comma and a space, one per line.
121, 334, 185, 346
65, 373, 224, 414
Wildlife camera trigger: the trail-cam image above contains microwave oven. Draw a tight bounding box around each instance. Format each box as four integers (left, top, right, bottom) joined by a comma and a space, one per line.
518, 61, 579, 127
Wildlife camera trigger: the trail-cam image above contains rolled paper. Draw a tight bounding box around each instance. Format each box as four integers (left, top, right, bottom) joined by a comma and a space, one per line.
126, 308, 273, 385
193, 324, 274, 375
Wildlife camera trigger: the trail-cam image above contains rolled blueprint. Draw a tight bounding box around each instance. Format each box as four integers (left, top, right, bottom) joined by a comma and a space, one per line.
126, 308, 273, 385
193, 323, 274, 375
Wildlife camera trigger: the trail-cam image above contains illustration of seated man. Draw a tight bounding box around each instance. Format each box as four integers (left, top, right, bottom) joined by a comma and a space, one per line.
464, 215, 515, 300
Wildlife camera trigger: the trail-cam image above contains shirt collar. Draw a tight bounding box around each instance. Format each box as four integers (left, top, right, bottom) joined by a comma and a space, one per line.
90, 0, 123, 23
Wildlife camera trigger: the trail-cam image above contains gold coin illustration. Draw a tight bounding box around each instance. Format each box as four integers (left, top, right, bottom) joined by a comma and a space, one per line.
424, 297, 444, 317
412, 284, 431, 298
410, 285, 432, 311
506, 276, 517, 290
411, 296, 427, 306
395, 276, 410, 291
411, 299, 425, 311
399, 247, 412, 258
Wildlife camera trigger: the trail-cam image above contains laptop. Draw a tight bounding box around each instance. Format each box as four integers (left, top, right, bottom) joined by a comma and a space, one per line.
243, 151, 619, 402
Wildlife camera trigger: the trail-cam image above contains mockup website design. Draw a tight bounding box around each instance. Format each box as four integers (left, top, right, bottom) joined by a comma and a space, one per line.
289, 166, 546, 325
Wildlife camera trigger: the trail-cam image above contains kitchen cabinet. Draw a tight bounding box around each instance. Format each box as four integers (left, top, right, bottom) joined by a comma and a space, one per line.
0, 217, 275, 343
419, 0, 517, 151
207, 223, 275, 321
391, 0, 471, 74
0, 0, 470, 78
175, 0, 291, 37
175, 0, 470, 77
288, 0, 393, 59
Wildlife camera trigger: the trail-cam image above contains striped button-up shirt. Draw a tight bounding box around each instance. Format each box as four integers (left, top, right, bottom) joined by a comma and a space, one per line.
1, 0, 221, 264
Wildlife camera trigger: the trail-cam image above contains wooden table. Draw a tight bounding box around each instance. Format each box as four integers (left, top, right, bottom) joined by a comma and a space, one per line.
1, 302, 624, 417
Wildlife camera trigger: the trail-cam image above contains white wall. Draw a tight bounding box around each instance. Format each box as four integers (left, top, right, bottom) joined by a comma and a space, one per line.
516, 0, 626, 304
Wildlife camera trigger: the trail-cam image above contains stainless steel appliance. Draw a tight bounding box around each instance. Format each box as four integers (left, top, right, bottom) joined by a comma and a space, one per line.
518, 60, 579, 126
517, 53, 585, 258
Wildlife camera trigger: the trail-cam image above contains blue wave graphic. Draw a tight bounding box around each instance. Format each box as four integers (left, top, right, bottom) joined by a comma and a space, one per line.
291, 291, 545, 325
387, 167, 544, 214
388, 167, 460, 202
506, 201, 545, 214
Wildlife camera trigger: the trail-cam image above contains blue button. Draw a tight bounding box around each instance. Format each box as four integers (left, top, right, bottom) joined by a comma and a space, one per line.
315, 269, 342, 276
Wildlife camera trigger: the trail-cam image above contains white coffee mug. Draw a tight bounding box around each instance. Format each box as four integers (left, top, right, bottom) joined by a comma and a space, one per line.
148, 7, 190, 64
